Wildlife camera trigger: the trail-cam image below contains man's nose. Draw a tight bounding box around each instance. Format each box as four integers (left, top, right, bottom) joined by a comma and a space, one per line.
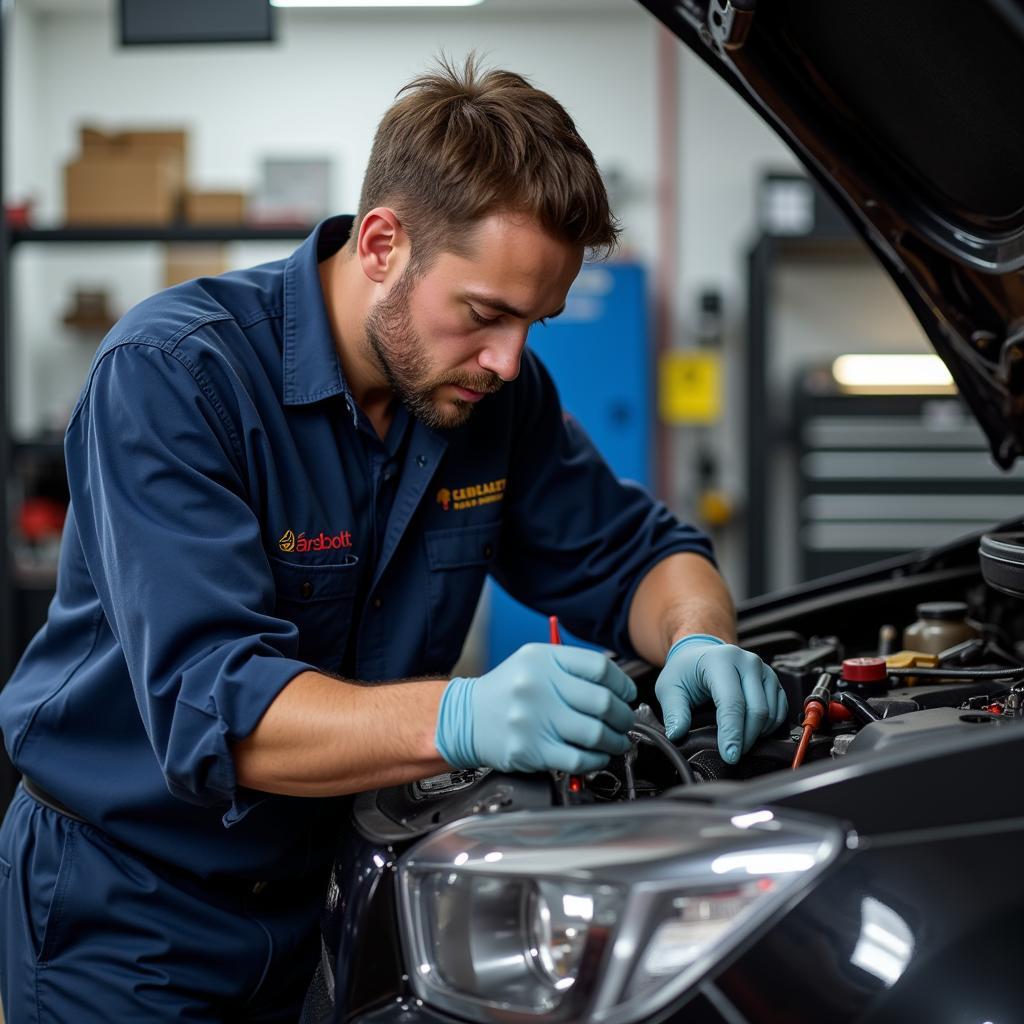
477, 328, 527, 382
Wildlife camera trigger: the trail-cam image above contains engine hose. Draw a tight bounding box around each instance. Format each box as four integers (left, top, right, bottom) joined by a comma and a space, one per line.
630, 721, 696, 786
832, 690, 882, 726
886, 666, 1024, 681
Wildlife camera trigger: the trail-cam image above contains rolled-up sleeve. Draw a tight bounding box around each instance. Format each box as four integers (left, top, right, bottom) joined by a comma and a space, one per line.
494, 351, 715, 658
64, 340, 313, 821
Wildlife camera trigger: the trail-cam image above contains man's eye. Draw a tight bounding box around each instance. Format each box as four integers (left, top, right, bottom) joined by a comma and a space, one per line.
469, 307, 498, 326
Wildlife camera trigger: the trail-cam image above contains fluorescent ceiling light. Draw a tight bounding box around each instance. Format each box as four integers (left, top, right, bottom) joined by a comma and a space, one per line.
831, 353, 956, 395
271, 0, 484, 7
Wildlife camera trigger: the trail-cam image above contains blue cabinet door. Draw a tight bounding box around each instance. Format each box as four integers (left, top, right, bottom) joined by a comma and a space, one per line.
486, 263, 651, 666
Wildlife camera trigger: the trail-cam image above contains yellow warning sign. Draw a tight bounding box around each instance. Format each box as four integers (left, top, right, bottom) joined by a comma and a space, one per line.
659, 351, 722, 424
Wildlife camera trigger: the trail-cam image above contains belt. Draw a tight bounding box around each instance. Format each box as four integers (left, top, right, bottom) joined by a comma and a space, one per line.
22, 777, 87, 824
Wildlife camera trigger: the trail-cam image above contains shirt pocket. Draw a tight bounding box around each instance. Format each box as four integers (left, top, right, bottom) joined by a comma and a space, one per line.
270, 555, 360, 672
424, 522, 500, 674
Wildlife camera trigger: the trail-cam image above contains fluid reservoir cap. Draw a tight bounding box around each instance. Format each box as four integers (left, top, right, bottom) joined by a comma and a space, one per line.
842, 657, 888, 684
916, 601, 968, 622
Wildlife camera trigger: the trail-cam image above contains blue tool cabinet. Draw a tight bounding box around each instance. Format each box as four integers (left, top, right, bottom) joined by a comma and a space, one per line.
485, 262, 652, 666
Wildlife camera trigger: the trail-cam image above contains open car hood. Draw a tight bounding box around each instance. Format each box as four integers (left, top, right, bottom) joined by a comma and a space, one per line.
639, 0, 1024, 467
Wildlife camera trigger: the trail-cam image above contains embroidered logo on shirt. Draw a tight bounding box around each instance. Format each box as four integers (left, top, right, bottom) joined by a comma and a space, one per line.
278, 529, 354, 553
436, 478, 506, 513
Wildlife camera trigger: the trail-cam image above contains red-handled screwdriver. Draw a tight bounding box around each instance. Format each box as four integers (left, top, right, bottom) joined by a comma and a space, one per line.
549, 615, 562, 645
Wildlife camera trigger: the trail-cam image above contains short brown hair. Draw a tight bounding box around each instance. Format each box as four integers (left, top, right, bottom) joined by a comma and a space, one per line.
353, 54, 620, 267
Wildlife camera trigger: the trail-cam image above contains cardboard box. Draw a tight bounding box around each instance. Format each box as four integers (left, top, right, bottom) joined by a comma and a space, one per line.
163, 244, 228, 289
184, 190, 247, 225
80, 126, 187, 184
65, 154, 181, 225
65, 125, 188, 225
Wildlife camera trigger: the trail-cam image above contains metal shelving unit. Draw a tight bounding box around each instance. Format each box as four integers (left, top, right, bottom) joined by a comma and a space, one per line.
745, 228, 865, 597
744, 225, 1024, 597
0, 54, 314, 672
1, 223, 314, 673
11, 225, 315, 244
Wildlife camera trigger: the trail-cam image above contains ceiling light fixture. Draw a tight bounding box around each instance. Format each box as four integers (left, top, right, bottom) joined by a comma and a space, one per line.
831, 353, 956, 395
270, 0, 484, 7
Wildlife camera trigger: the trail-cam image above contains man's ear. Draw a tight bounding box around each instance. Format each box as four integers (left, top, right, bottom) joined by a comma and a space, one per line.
356, 207, 408, 284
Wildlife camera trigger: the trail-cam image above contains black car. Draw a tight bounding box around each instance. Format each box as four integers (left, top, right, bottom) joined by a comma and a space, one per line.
301, 2, 1024, 1021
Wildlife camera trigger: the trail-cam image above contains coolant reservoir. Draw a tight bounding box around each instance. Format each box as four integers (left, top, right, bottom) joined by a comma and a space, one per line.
901, 601, 978, 655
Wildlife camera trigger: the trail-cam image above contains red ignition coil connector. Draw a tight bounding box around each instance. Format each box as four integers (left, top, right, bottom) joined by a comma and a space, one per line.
792, 672, 834, 770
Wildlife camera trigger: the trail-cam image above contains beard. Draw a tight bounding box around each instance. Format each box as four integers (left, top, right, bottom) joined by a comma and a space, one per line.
363, 268, 503, 430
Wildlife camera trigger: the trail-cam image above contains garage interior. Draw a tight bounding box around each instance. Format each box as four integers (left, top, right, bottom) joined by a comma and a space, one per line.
8, 0, 1015, 674
2, 1, 1024, 1020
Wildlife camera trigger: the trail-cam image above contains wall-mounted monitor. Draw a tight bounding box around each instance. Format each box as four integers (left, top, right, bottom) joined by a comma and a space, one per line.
120, 0, 276, 46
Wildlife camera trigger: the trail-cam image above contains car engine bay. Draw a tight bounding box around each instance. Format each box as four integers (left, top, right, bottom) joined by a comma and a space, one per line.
353, 527, 1024, 844
327, 529, 1024, 1024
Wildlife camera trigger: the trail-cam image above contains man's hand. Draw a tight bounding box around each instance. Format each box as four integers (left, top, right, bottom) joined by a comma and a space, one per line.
436, 643, 637, 774
654, 634, 787, 764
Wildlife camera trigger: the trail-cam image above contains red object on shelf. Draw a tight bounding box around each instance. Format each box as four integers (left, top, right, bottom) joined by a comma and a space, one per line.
549, 615, 562, 645
5, 200, 34, 229
19, 498, 66, 541
841, 657, 888, 684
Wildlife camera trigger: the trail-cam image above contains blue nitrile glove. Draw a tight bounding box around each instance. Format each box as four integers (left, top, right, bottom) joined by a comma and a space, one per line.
654, 634, 788, 764
436, 643, 638, 774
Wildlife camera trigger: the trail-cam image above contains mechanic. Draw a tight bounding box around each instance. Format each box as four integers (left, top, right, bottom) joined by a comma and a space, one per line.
0, 58, 786, 1020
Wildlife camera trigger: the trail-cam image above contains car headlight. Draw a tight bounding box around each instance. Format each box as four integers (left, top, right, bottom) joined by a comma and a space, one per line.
398, 802, 842, 1023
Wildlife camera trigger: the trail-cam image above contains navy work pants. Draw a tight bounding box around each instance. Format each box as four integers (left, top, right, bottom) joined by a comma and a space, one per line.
0, 786, 327, 1022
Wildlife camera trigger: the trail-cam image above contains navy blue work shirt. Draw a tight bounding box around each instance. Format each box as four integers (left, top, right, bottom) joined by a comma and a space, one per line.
0, 216, 714, 880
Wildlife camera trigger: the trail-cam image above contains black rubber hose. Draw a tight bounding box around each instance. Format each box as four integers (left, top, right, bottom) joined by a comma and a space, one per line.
833, 690, 882, 726
630, 721, 696, 786
886, 666, 1024, 680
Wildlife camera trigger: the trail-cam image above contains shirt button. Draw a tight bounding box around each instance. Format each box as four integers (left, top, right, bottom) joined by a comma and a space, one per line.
483, 544, 494, 559
372, 596, 383, 609
415, 454, 427, 468
300, 581, 314, 599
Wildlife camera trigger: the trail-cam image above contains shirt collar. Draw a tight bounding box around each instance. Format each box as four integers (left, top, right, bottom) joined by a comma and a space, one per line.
281, 214, 355, 406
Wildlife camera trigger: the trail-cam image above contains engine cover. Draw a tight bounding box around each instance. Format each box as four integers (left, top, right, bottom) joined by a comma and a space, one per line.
847, 706, 1013, 755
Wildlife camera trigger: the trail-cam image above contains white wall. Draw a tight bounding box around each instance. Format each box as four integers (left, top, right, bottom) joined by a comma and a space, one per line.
677, 51, 798, 319
4, 0, 38, 201
7, 2, 662, 439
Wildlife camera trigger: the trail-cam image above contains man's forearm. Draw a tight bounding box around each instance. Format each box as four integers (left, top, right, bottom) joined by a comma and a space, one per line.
627, 552, 737, 665
233, 671, 451, 798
